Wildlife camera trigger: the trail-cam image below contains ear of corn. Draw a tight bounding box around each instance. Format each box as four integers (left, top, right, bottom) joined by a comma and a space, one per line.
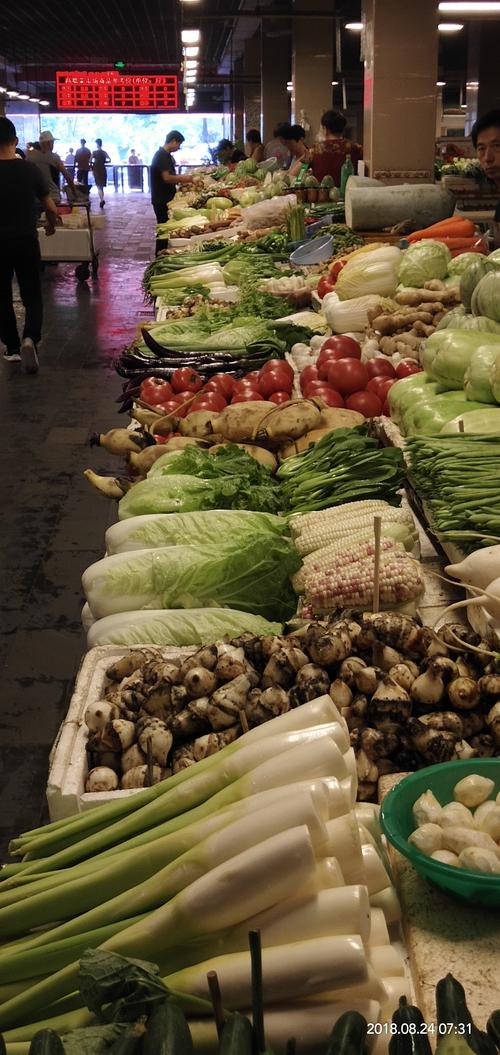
301, 551, 424, 616
292, 536, 403, 593
293, 508, 416, 557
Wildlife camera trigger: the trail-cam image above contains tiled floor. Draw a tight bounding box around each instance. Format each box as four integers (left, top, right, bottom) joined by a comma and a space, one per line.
0, 190, 156, 858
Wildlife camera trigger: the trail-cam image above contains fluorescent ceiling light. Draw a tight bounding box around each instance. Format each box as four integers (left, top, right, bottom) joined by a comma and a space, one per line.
439, 1, 500, 10
438, 21, 464, 29
184, 45, 199, 56
30, 97, 40, 102
18, 93, 30, 100
460, 102, 468, 107
436, 80, 446, 86
184, 74, 196, 83
466, 79, 479, 87
6, 90, 19, 97
345, 21, 363, 30
39, 99, 50, 106
185, 59, 198, 69
331, 80, 339, 85
181, 28, 200, 43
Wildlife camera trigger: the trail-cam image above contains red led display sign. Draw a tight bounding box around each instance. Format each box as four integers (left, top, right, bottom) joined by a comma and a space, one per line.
56, 71, 179, 111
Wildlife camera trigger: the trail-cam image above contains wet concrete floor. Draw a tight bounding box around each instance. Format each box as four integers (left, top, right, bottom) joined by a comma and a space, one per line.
0, 191, 156, 857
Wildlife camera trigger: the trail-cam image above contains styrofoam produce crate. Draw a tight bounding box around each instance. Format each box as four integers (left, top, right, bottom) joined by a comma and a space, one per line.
47, 644, 194, 821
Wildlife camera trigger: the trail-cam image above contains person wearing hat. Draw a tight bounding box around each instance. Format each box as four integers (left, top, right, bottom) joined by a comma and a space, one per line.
0, 117, 59, 373
27, 131, 76, 204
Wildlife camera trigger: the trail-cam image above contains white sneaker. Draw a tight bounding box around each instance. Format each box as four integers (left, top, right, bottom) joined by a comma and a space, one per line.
3, 350, 21, 362
20, 338, 39, 374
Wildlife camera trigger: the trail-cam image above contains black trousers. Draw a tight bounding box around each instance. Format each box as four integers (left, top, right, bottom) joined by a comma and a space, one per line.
0, 235, 43, 352
153, 201, 170, 256
77, 169, 89, 185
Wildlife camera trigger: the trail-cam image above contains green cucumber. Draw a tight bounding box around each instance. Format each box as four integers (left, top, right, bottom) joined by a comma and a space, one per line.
218, 1013, 253, 1055
28, 1030, 65, 1055
486, 1011, 500, 1051
436, 975, 497, 1055
143, 1001, 194, 1055
389, 996, 432, 1055
326, 1010, 368, 1055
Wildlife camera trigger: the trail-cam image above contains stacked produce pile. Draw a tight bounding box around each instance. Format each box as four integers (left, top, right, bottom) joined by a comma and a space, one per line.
0, 695, 410, 1050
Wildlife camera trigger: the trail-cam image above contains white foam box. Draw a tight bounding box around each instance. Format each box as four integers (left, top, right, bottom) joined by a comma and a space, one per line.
47, 644, 194, 821
38, 227, 92, 261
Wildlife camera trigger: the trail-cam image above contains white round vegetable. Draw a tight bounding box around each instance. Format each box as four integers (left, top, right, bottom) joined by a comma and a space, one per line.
430, 850, 460, 867
458, 847, 500, 874
412, 789, 442, 827
454, 774, 495, 808
440, 802, 475, 829
85, 767, 119, 793
442, 826, 500, 858
445, 547, 500, 591
474, 800, 497, 828
477, 806, 500, 841
408, 823, 443, 857
84, 699, 119, 733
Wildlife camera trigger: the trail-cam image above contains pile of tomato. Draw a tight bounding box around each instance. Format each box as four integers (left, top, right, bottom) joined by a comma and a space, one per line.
138, 360, 295, 417
299, 336, 422, 417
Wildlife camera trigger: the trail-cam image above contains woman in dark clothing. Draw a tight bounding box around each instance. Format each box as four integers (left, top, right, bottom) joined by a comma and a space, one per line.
91, 138, 111, 209
306, 110, 362, 188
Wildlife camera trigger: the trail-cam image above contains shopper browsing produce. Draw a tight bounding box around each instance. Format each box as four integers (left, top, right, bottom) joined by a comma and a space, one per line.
245, 128, 264, 163
150, 131, 196, 225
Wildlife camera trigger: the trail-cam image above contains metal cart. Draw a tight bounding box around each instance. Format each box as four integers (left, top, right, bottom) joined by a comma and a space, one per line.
38, 196, 100, 283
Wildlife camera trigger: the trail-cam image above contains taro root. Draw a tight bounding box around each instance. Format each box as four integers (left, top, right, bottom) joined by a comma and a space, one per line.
184, 667, 218, 700
368, 677, 412, 729
447, 677, 480, 712
106, 652, 149, 682
85, 767, 119, 793
261, 647, 309, 689
408, 717, 458, 764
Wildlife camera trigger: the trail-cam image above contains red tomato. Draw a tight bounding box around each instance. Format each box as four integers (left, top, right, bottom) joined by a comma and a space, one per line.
269, 391, 291, 404
346, 390, 382, 417
140, 377, 173, 405
232, 378, 261, 396
170, 367, 203, 394
396, 359, 422, 379
244, 370, 261, 385
382, 401, 390, 416
320, 335, 361, 359
156, 398, 188, 419
231, 390, 264, 403
204, 373, 235, 398
258, 370, 292, 398
260, 359, 294, 384
367, 377, 397, 401
174, 390, 197, 404
303, 379, 336, 398
308, 386, 345, 408
317, 277, 336, 299
328, 259, 347, 282
191, 391, 227, 412
300, 365, 319, 388
327, 359, 368, 395
365, 358, 396, 380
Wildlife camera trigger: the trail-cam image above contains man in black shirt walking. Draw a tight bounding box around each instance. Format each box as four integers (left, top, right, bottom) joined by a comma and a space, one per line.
0, 118, 59, 373
150, 131, 196, 224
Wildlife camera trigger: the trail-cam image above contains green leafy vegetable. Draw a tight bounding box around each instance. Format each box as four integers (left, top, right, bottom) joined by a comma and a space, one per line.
118, 474, 281, 519
147, 445, 274, 485
87, 609, 283, 648
398, 240, 451, 287
277, 427, 406, 513
464, 346, 500, 403
78, 950, 167, 1023
83, 536, 301, 621
105, 510, 288, 555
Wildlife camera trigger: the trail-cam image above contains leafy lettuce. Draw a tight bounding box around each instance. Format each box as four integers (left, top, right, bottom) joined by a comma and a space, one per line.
83, 536, 301, 622
105, 510, 288, 555
87, 609, 283, 648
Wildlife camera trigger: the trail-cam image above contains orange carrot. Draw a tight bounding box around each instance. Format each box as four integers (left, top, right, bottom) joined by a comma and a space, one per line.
407, 217, 475, 242
432, 235, 483, 249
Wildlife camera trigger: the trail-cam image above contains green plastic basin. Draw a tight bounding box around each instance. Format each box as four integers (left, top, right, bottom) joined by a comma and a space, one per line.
380, 759, 500, 907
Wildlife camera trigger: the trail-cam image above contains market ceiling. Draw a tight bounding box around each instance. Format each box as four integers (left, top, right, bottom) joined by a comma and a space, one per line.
1, 0, 468, 108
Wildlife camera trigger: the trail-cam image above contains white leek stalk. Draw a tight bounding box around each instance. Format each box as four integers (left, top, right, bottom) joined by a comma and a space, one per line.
317, 815, 365, 884
369, 945, 405, 978
361, 844, 392, 896
369, 908, 391, 946
164, 934, 368, 1009
300, 965, 387, 1004
370, 886, 401, 925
